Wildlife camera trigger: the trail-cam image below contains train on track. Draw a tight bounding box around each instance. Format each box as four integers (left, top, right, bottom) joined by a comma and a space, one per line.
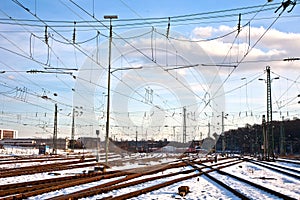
0, 139, 37, 147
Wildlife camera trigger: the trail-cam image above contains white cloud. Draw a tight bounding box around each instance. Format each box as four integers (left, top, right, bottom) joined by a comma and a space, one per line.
219, 25, 235, 33
2, 21, 300, 137
192, 26, 214, 38
192, 25, 300, 61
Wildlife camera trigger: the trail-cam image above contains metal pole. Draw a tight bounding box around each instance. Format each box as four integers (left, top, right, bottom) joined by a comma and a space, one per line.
266, 66, 279, 160
96, 130, 100, 162
183, 107, 187, 143
222, 111, 225, 153
71, 107, 75, 151
255, 128, 258, 156
262, 115, 267, 160
280, 116, 285, 155
266, 66, 272, 160
173, 126, 176, 142
104, 15, 118, 164
259, 66, 279, 160
53, 104, 57, 154
135, 127, 138, 152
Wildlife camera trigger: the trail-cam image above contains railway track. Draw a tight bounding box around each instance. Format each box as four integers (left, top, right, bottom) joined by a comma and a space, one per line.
261, 160, 300, 174
0, 153, 176, 181
0, 156, 194, 199
0, 154, 94, 165
0, 170, 132, 200
37, 158, 240, 200
0, 160, 188, 200
0, 158, 98, 178
95, 158, 243, 200
0, 165, 133, 197
195, 160, 297, 200
0, 153, 131, 179
277, 158, 300, 165
0, 154, 298, 199
245, 158, 300, 180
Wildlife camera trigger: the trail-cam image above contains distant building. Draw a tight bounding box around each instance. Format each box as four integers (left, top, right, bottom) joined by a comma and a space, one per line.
0, 129, 18, 139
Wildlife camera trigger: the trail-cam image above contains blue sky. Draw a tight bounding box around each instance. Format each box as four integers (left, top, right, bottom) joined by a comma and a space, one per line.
0, 0, 300, 141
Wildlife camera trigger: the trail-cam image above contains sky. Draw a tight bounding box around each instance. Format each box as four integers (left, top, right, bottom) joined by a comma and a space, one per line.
0, 0, 300, 142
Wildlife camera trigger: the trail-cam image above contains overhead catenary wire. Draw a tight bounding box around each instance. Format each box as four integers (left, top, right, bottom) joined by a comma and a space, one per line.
5, 2, 112, 115
0, 12, 92, 125
10, 0, 171, 119
1, 1, 248, 120
2, 14, 300, 32
2, 0, 299, 136
271, 71, 300, 106
0, 79, 101, 130
0, 33, 77, 102
0, 2, 281, 28
0, 23, 166, 128
204, 2, 285, 106
63, 1, 210, 126
66, 0, 212, 110
1, 1, 290, 86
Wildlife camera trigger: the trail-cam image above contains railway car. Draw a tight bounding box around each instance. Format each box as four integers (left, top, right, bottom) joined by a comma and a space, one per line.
0, 139, 37, 147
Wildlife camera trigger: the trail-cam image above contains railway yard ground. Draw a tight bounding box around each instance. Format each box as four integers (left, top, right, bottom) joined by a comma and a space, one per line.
0, 147, 299, 200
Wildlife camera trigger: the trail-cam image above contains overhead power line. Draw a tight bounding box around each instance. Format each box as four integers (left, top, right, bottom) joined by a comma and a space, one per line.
3, 0, 299, 134
0, 3, 280, 29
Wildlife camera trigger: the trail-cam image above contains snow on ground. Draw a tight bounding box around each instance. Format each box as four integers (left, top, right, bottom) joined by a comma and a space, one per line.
79, 177, 237, 200
277, 158, 300, 164
132, 176, 237, 200
29, 176, 127, 200
272, 160, 300, 171
221, 160, 300, 199
1, 147, 300, 200
0, 158, 85, 170
207, 170, 279, 199
28, 165, 236, 200
0, 164, 96, 186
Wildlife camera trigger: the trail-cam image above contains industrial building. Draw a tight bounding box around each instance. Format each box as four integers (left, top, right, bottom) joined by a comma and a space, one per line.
0, 129, 18, 139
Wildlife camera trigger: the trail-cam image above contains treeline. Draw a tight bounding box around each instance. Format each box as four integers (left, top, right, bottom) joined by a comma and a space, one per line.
216, 119, 300, 155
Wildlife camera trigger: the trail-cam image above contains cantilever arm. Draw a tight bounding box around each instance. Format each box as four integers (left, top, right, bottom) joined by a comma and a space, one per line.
287, 0, 297, 12
275, 0, 297, 14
